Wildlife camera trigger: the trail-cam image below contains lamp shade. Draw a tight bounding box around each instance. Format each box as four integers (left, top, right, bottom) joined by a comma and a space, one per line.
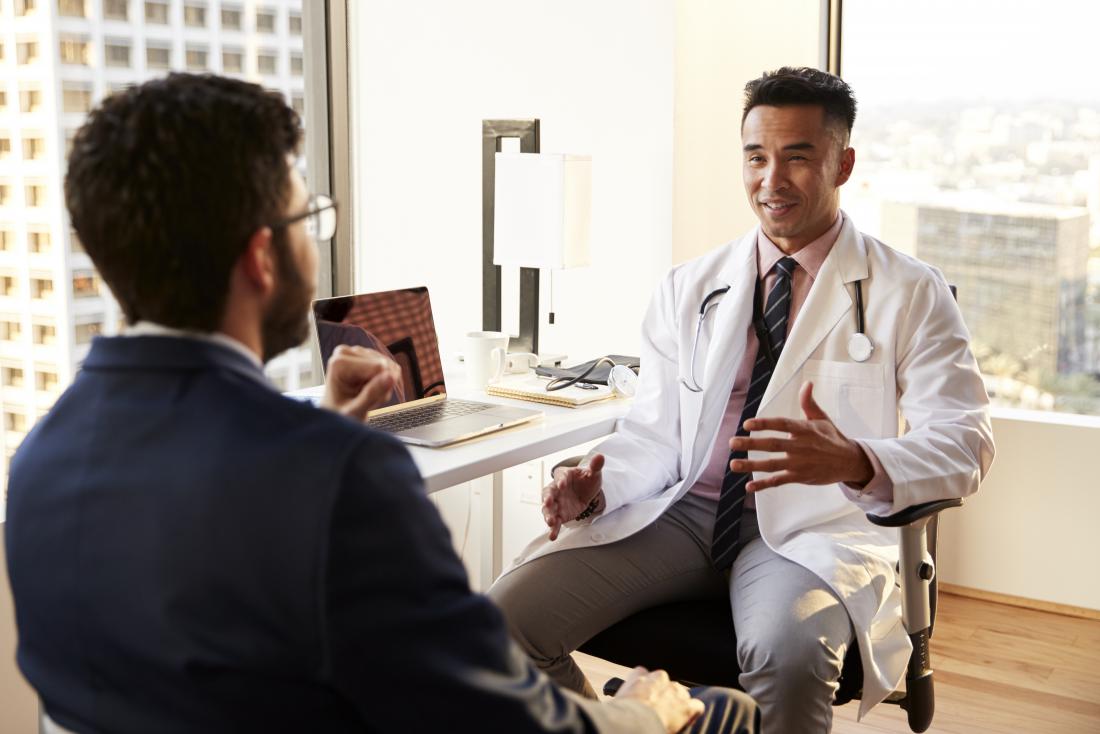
493, 152, 591, 270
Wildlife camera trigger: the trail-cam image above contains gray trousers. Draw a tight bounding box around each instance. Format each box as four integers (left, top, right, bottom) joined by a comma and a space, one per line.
488, 492, 854, 734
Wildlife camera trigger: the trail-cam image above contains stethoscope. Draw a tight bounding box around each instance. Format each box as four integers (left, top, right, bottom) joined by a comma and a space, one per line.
679, 277, 873, 393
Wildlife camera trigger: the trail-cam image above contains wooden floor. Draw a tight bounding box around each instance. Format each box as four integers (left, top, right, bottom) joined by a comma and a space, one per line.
575, 593, 1100, 733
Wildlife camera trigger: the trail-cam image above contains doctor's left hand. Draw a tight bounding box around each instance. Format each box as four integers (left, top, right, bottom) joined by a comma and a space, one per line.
729, 381, 874, 492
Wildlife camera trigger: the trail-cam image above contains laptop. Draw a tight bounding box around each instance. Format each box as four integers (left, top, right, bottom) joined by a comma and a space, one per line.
312, 287, 542, 447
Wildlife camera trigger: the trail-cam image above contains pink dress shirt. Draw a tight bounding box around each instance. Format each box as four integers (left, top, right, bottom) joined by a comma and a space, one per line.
687, 213, 891, 506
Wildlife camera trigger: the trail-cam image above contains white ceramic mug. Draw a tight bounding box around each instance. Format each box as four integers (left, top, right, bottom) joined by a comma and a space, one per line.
466, 331, 510, 390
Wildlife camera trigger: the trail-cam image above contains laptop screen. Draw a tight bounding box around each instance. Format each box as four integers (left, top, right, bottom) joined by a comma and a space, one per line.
312, 287, 447, 407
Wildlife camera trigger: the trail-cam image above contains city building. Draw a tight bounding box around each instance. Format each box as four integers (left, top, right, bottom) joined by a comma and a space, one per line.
882, 195, 1091, 381
0, 0, 310, 496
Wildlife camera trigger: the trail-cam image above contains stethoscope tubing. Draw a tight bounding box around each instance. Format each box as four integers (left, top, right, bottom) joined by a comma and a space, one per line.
679, 279, 871, 393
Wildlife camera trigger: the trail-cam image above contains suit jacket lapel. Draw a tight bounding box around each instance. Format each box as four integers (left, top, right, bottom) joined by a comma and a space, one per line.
761, 215, 869, 409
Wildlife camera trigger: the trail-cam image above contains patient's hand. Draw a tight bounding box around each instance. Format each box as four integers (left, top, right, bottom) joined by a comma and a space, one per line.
542, 454, 605, 541
617, 667, 704, 733
320, 345, 402, 421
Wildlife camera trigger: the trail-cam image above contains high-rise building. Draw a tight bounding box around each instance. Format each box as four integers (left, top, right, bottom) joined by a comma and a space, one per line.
0, 0, 310, 499
882, 196, 1090, 379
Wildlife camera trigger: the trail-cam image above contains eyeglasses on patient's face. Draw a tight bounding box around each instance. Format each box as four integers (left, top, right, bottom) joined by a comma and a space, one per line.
271, 194, 338, 242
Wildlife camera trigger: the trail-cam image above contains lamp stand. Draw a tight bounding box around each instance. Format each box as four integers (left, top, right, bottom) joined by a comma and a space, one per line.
482, 119, 541, 354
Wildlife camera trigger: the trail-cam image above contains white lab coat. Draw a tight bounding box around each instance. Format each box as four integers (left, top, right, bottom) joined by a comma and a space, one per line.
504, 212, 995, 718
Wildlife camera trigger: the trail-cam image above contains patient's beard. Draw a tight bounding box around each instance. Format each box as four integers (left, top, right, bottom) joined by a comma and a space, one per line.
260, 232, 313, 363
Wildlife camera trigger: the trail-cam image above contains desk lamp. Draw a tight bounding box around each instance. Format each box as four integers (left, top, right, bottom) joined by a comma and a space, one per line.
491, 150, 592, 358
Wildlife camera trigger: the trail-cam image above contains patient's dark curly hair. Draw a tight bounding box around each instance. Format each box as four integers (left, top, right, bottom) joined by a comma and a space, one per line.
65, 73, 302, 330
742, 67, 857, 144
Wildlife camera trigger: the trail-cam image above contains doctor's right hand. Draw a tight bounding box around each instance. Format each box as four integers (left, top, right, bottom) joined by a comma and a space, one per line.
542, 453, 605, 541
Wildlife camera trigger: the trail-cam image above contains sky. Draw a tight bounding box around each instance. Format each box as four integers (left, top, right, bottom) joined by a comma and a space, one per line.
842, 0, 1100, 106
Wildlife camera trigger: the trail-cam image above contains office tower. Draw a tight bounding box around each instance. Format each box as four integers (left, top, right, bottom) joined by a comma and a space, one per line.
882, 197, 1090, 380
0, 0, 309, 499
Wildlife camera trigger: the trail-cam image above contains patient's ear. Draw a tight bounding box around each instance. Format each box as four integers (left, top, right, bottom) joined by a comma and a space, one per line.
237, 227, 277, 296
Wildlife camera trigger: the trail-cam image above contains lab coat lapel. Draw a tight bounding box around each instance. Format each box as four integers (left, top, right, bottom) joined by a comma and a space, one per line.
760, 215, 869, 409
682, 233, 757, 482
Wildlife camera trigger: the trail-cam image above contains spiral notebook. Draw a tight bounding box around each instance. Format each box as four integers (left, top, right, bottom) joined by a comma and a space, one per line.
485, 374, 616, 408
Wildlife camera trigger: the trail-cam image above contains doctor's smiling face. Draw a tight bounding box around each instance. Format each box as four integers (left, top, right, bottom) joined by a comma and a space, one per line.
742, 104, 854, 254
740, 67, 858, 254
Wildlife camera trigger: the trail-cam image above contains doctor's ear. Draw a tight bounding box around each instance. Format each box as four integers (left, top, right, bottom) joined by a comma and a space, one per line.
835, 147, 856, 186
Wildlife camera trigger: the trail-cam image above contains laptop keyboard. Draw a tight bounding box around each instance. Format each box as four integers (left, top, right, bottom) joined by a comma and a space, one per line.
368, 399, 493, 433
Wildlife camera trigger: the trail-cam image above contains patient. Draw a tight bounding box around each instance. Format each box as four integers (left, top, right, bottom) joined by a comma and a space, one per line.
4, 74, 758, 734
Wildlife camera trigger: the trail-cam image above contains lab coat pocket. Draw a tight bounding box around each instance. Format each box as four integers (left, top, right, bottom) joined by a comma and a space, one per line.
802, 360, 886, 439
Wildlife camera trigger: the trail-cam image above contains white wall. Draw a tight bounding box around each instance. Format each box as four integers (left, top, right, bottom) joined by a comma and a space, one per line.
937, 411, 1100, 611
348, 0, 675, 364
673, 0, 823, 263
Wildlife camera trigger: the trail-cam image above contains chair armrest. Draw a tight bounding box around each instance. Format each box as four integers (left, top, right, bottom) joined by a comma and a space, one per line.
866, 498, 963, 527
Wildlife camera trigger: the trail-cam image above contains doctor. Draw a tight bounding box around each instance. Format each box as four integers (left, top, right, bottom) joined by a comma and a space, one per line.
489, 66, 995, 733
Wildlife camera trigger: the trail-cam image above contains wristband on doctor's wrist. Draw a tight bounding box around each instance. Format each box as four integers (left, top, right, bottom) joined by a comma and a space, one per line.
574, 494, 601, 521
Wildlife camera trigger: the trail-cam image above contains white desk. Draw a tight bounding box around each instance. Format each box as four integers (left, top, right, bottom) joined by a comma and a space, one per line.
290, 378, 628, 585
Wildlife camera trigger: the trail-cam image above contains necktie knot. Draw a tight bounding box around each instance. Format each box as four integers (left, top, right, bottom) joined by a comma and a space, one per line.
774, 256, 797, 279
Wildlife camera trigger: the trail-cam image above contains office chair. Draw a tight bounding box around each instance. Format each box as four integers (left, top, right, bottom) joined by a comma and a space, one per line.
552, 455, 961, 733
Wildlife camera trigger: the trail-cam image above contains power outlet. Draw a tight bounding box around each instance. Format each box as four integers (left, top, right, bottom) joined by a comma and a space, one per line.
519, 460, 543, 505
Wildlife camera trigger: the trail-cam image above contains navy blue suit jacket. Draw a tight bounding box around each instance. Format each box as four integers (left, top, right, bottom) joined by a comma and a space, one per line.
5, 336, 662, 733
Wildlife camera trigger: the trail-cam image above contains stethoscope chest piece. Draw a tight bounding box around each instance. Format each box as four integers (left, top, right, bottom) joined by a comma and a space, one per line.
847, 332, 874, 362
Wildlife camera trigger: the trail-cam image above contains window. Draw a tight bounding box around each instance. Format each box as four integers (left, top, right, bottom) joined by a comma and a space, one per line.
255, 8, 276, 33
35, 369, 59, 393
290, 52, 303, 76
2, 365, 25, 388
183, 3, 205, 27
146, 43, 171, 69
0, 230, 13, 251
221, 49, 243, 74
3, 411, 28, 434
105, 41, 131, 68
32, 323, 55, 345
28, 230, 50, 254
185, 45, 208, 71
69, 229, 84, 254
144, 1, 168, 24
23, 137, 47, 161
59, 36, 91, 65
31, 278, 54, 300
0, 185, 10, 207
103, 0, 128, 20
25, 183, 47, 208
0, 320, 21, 342
0, 275, 16, 296
74, 320, 102, 345
62, 83, 92, 114
17, 41, 40, 65
256, 50, 277, 75
288, 11, 302, 35
58, 0, 86, 17
0, 137, 10, 159
290, 92, 304, 118
843, 0, 1100, 415
0, 91, 6, 111
16, 0, 37, 16
220, 5, 242, 30
20, 88, 43, 114
72, 272, 99, 298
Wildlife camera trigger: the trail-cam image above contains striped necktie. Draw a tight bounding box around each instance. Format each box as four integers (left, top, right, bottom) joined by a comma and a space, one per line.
710, 256, 796, 570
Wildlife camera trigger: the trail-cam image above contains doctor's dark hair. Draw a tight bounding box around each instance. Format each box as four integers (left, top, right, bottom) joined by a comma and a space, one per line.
64, 73, 302, 330
742, 67, 857, 142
